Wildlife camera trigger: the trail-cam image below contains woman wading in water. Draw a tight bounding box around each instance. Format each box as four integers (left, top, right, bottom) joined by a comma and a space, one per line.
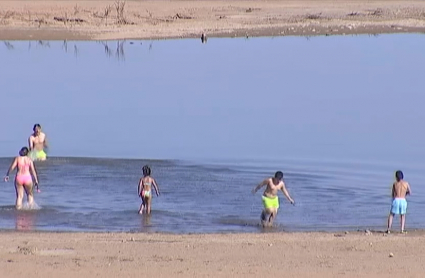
4, 147, 40, 209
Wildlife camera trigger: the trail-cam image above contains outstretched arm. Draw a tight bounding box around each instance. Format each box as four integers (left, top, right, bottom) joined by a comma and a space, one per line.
406, 182, 412, 195
30, 161, 39, 186
4, 158, 18, 182
152, 179, 160, 196
252, 179, 268, 194
43, 136, 49, 148
391, 183, 396, 199
28, 136, 34, 150
281, 182, 294, 204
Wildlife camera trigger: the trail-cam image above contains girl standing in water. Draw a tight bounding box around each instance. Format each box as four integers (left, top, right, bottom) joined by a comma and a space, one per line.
4, 147, 40, 209
138, 165, 160, 214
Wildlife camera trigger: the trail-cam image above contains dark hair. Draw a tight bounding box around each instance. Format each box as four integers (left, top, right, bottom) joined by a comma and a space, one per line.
274, 171, 284, 180
395, 170, 404, 181
33, 124, 41, 131
142, 165, 151, 176
19, 147, 29, 157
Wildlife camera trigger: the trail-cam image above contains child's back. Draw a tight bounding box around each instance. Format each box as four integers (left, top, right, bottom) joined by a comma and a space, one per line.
392, 180, 410, 199
141, 176, 154, 194
387, 170, 411, 233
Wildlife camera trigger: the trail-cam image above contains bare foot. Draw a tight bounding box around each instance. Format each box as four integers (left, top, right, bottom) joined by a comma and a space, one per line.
261, 212, 269, 228
261, 220, 273, 228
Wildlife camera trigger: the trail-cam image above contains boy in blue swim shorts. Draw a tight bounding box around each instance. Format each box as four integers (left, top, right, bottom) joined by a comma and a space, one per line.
386, 170, 411, 234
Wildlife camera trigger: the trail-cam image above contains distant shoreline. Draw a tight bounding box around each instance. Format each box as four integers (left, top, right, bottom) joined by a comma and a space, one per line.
1, 231, 424, 277
0, 0, 424, 41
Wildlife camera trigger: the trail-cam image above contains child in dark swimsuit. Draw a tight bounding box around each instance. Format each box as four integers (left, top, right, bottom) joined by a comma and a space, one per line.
138, 165, 160, 214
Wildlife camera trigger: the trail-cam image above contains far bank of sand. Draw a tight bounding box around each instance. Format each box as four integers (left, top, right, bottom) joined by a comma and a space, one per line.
0, 0, 425, 40
1, 231, 425, 277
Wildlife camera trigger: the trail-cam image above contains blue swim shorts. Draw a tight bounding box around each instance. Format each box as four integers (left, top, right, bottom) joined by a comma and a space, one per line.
391, 198, 407, 215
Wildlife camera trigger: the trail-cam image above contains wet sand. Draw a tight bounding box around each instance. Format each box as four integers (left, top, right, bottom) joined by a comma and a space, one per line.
1, 231, 425, 277
0, 0, 425, 40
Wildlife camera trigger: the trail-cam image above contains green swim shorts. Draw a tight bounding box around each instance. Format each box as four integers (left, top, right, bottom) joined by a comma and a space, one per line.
262, 195, 279, 209
29, 150, 47, 160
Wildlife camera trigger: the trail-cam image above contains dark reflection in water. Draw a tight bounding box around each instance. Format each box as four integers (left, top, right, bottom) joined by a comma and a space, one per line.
1, 33, 386, 60
4, 39, 136, 61
4, 41, 14, 50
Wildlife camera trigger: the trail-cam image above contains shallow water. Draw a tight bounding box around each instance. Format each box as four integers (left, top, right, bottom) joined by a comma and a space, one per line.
0, 35, 424, 233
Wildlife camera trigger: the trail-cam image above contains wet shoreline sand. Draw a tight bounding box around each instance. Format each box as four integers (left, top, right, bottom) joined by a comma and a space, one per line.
0, 0, 425, 40
1, 230, 425, 277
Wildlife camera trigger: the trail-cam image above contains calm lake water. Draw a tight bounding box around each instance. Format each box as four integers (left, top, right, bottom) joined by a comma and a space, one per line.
0, 34, 424, 233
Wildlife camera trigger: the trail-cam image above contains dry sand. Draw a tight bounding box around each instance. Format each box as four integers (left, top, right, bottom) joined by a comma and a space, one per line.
1, 231, 425, 277
0, 0, 425, 40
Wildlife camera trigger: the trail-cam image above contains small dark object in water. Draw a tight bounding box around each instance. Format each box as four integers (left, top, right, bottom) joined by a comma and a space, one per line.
306, 13, 321, 20
201, 33, 207, 44
53, 17, 84, 23
347, 12, 359, 16
370, 9, 383, 16
174, 13, 192, 20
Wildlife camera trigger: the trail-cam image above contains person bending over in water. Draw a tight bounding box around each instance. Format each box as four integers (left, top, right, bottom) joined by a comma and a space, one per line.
252, 171, 294, 227
387, 170, 411, 234
3, 147, 40, 209
28, 123, 48, 161
138, 165, 160, 214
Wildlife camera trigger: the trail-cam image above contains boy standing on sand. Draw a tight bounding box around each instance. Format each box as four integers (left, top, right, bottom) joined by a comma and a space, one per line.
252, 171, 295, 227
387, 170, 411, 234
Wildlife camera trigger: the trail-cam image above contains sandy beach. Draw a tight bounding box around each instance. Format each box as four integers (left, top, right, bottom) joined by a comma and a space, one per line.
0, 0, 424, 40
0, 231, 424, 277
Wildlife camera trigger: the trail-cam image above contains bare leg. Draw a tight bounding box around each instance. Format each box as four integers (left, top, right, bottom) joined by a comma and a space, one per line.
387, 213, 394, 233
401, 214, 406, 233
261, 210, 269, 227
15, 182, 24, 210
261, 208, 275, 228
146, 197, 152, 214
24, 183, 34, 208
268, 209, 278, 227
138, 202, 145, 214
